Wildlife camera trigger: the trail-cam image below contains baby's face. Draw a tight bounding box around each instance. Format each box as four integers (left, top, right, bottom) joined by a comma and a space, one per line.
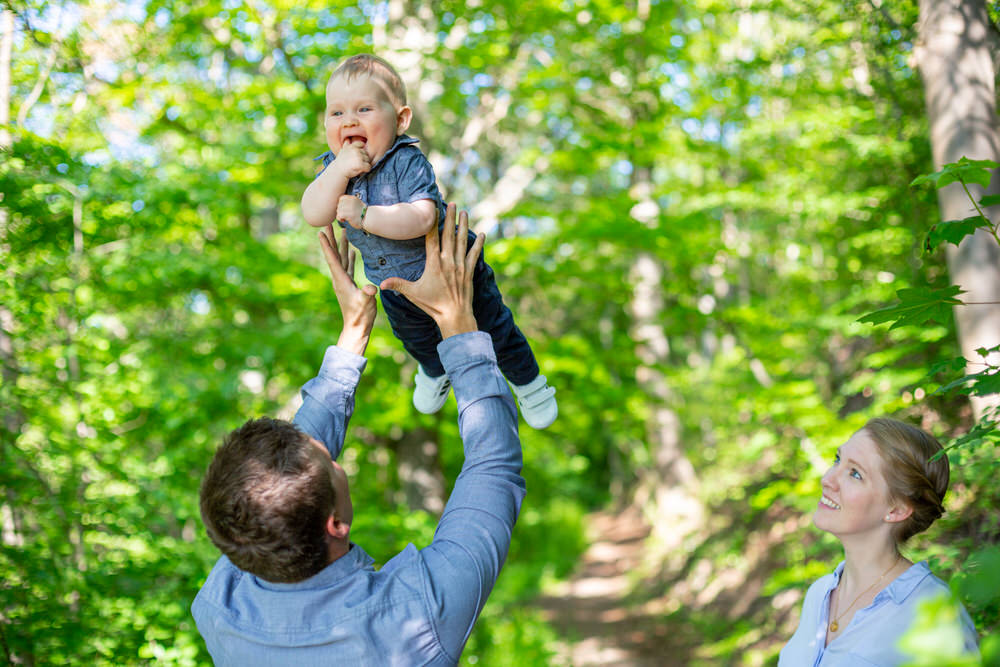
324, 73, 403, 165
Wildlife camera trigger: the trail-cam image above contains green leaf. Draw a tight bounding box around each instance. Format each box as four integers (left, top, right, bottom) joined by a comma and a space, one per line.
897, 592, 981, 666
922, 356, 970, 388
955, 547, 1000, 606
932, 369, 1000, 397
924, 216, 992, 252
971, 369, 1000, 396
857, 286, 965, 329
948, 420, 1000, 449
974, 344, 1000, 358
911, 157, 999, 189
977, 194, 1000, 207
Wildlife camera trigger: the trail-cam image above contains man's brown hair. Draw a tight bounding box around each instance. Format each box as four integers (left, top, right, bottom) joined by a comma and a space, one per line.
199, 417, 335, 583
330, 53, 407, 107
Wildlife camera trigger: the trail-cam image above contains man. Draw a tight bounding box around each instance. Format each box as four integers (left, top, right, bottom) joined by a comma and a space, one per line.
192, 204, 526, 665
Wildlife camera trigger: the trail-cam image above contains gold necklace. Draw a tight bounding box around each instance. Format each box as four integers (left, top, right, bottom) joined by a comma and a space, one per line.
829, 555, 901, 633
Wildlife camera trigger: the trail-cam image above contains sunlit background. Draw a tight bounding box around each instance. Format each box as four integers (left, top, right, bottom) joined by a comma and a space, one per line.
2, 1, 998, 664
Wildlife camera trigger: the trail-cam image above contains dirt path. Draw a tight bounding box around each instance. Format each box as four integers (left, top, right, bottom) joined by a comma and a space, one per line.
535, 506, 671, 666
534, 502, 807, 666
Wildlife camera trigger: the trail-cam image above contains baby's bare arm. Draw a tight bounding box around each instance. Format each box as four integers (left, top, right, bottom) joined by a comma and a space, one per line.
302, 167, 350, 227
356, 199, 438, 240
302, 142, 372, 227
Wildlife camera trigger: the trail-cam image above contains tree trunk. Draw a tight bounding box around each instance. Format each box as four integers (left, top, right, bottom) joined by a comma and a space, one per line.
392, 427, 446, 515
0, 8, 10, 148
0, 10, 32, 666
629, 251, 704, 550
916, 0, 1000, 420
1, 7, 22, 480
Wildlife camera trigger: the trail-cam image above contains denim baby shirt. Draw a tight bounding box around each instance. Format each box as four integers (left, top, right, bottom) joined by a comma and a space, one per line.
316, 134, 447, 284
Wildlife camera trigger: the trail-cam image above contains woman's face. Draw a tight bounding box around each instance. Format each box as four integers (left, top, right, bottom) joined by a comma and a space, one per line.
814, 429, 896, 539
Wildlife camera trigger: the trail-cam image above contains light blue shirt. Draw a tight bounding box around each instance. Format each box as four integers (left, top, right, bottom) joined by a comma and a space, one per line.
779, 561, 979, 666
192, 332, 525, 666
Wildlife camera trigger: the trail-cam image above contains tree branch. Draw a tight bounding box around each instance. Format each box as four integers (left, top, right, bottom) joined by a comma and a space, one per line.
865, 0, 902, 32
16, 38, 57, 128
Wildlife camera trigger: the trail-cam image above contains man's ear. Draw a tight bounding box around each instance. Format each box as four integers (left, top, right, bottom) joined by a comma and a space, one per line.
325, 515, 350, 540
396, 106, 412, 134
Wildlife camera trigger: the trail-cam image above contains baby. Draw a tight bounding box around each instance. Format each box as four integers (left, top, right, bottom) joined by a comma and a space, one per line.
301, 54, 557, 429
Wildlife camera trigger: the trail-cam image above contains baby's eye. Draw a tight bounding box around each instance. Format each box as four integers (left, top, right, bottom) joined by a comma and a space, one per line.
359, 106, 372, 112
331, 110, 342, 117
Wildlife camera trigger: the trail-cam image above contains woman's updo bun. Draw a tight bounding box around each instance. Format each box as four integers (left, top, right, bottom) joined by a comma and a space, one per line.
864, 418, 949, 544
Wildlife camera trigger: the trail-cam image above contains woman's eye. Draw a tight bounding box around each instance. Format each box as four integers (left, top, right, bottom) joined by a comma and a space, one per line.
850, 468, 862, 481
834, 453, 841, 464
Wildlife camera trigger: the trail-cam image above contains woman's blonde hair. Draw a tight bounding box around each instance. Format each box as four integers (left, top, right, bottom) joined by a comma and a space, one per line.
864, 417, 949, 544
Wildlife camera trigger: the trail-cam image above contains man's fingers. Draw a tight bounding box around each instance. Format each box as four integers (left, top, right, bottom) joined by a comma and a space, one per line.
423, 209, 442, 267
319, 227, 354, 289
379, 277, 408, 293
467, 232, 485, 274
439, 203, 456, 262
322, 222, 336, 247
455, 209, 469, 264
319, 228, 341, 269
338, 230, 354, 277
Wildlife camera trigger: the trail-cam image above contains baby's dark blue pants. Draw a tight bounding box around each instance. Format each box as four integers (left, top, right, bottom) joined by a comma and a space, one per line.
379, 244, 539, 386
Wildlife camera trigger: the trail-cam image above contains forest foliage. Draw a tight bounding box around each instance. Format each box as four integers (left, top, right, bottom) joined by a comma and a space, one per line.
1, 0, 998, 665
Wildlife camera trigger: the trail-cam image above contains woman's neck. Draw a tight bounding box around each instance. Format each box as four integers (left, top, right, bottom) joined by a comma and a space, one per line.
840, 537, 905, 593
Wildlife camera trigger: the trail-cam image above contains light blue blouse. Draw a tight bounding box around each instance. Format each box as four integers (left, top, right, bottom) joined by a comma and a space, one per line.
779, 561, 979, 667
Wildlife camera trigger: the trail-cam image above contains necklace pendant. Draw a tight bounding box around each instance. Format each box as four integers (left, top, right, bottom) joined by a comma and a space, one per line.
829, 621, 839, 632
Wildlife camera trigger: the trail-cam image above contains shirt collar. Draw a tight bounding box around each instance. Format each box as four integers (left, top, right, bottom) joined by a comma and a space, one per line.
252, 542, 376, 591
830, 560, 932, 605
313, 134, 420, 168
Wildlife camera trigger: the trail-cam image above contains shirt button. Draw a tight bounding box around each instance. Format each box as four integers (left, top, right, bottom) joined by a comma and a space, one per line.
378, 257, 386, 266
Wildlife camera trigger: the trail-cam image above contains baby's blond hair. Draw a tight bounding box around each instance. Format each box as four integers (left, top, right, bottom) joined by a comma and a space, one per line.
330, 54, 407, 108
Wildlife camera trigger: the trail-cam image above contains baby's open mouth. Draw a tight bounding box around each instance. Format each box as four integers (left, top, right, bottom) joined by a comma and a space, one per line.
344, 135, 367, 147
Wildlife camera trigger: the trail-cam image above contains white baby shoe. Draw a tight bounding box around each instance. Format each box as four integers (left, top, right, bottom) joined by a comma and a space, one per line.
510, 375, 558, 429
413, 366, 451, 414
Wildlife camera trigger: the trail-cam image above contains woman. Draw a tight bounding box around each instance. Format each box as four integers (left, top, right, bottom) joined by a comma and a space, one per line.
779, 418, 979, 666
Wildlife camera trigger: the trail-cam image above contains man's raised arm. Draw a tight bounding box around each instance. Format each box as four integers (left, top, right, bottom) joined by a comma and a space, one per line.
293, 224, 378, 458
380, 205, 526, 658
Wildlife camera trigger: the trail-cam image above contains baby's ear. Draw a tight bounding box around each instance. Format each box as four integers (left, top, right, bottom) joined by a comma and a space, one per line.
396, 106, 412, 134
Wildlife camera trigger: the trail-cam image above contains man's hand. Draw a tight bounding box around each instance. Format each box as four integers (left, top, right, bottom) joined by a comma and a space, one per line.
333, 140, 372, 179
336, 195, 367, 230
318, 223, 377, 356
380, 203, 483, 339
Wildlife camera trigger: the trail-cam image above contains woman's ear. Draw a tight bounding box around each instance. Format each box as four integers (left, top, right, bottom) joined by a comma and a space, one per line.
884, 502, 913, 524
396, 106, 412, 134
